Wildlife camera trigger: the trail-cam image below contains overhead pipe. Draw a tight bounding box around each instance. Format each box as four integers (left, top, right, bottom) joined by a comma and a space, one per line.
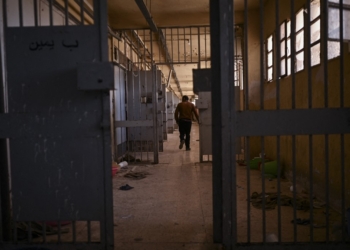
134, 0, 158, 32
134, 0, 182, 96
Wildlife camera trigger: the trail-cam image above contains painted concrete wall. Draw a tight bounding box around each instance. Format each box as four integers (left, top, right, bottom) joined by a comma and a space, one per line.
247, 0, 350, 211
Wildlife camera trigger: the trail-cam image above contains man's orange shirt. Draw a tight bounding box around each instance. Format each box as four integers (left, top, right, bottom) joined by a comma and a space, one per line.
174, 101, 198, 122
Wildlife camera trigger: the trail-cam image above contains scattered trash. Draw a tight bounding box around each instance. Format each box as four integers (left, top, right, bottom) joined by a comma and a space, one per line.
250, 192, 311, 211
124, 171, 150, 180
119, 184, 134, 190
119, 161, 128, 168
292, 218, 310, 225
121, 153, 140, 163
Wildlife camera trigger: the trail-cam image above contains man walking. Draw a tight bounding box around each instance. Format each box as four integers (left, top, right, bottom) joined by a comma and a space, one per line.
174, 95, 199, 151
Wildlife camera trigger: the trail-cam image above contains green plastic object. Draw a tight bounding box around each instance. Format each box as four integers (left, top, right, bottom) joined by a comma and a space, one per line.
261, 161, 278, 177
249, 157, 262, 169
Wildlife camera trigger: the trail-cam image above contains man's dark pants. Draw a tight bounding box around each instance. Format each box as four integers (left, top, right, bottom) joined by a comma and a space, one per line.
179, 119, 192, 149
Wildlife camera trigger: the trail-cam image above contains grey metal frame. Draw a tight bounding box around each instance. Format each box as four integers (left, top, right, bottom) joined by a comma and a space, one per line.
211, 0, 349, 248
0, 0, 114, 249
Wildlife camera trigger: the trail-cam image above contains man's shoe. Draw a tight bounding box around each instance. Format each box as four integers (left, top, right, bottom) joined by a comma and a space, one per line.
179, 140, 185, 149
186, 148, 191, 151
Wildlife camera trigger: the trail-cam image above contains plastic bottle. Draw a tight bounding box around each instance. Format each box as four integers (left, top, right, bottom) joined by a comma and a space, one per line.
119, 161, 128, 168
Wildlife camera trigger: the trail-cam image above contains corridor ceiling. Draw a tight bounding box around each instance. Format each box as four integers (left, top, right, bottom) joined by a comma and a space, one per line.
107, 0, 263, 97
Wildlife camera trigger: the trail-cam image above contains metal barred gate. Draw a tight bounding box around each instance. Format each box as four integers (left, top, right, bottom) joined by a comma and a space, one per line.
211, 0, 350, 249
0, 0, 114, 249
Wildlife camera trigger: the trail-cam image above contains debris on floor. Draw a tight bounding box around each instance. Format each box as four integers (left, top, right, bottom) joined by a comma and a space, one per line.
121, 153, 141, 162
250, 192, 319, 211
124, 171, 150, 180
119, 184, 134, 190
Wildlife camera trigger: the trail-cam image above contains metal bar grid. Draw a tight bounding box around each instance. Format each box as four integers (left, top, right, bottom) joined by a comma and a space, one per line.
209, 0, 350, 248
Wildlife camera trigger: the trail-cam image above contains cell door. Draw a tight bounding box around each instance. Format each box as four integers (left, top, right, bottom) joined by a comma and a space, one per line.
0, 1, 114, 249
211, 0, 350, 249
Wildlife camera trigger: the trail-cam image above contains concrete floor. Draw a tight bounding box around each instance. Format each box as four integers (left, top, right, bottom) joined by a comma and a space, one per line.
34, 123, 346, 248
113, 124, 345, 248
113, 123, 221, 249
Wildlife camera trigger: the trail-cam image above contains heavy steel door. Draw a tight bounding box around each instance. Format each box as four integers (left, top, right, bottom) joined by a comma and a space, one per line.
0, 1, 113, 249
211, 0, 350, 249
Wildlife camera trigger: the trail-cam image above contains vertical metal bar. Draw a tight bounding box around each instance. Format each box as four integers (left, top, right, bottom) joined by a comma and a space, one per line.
244, 0, 249, 111
96, 1, 114, 248
3, 0, 8, 28
338, 19, 344, 239
137, 33, 143, 161
0, 0, 12, 242
292, 135, 297, 243
306, 1, 314, 244
274, 1, 282, 242
183, 28, 186, 63
258, 0, 266, 242
204, 27, 207, 68
49, 0, 53, 26
132, 44, 137, 159
98, 0, 108, 62
177, 28, 180, 63
340, 0, 344, 108
131, 34, 136, 161
72, 221, 76, 243
321, 0, 329, 108
277, 136, 282, 242
325, 134, 330, 242
87, 220, 91, 243
259, 0, 264, 111
290, 0, 295, 109
309, 135, 314, 243
307, 0, 312, 110
171, 28, 174, 62
210, 0, 235, 245
275, 0, 280, 110
246, 136, 251, 243
197, 27, 201, 68
64, 0, 69, 26
158, 30, 161, 62
261, 137, 266, 243
34, 0, 38, 27
339, 4, 345, 240
18, 0, 23, 27
341, 134, 345, 242
151, 31, 159, 164
190, 27, 193, 62
79, 0, 84, 25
